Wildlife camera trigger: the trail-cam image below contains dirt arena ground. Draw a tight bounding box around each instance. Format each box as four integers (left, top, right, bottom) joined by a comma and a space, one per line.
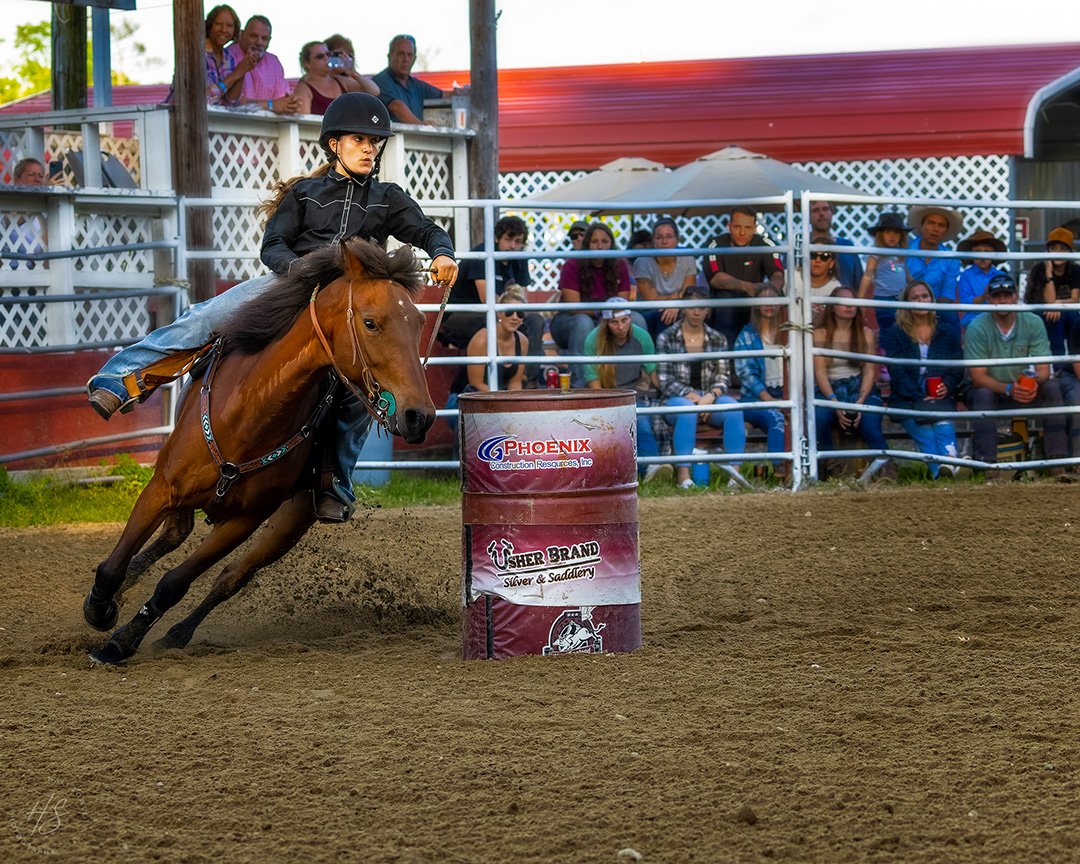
2, 482, 1079, 863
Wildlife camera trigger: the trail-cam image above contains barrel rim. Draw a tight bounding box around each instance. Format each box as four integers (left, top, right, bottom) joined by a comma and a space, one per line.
458, 389, 637, 412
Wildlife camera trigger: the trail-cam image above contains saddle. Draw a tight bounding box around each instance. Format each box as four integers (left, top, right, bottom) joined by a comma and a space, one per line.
121, 340, 217, 401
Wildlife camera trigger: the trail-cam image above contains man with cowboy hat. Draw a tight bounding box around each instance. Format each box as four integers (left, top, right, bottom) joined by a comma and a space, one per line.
907, 205, 964, 322
1023, 226, 1080, 358
943, 228, 1008, 331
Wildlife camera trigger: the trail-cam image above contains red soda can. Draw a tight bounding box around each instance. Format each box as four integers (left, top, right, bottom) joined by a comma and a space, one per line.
545, 367, 558, 389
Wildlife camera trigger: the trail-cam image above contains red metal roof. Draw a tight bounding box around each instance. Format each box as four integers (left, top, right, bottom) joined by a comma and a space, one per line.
6, 43, 1079, 172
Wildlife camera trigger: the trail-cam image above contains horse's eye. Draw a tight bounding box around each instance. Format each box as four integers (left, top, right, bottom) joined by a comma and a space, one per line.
363, 318, 378, 332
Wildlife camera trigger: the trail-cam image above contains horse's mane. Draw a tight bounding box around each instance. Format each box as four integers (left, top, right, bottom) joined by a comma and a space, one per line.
221, 239, 425, 356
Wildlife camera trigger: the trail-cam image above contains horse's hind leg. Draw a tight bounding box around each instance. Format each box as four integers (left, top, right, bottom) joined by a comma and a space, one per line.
84, 473, 172, 631
159, 493, 317, 650
90, 511, 268, 665
117, 509, 196, 598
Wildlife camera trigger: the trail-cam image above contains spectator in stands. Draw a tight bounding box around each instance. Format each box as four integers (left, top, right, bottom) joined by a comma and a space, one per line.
794, 247, 842, 324
551, 222, 643, 388
858, 212, 911, 334
203, 4, 247, 106
1056, 315, 1080, 459
373, 34, 465, 125
12, 158, 45, 185
225, 16, 301, 114
657, 283, 745, 489
813, 286, 890, 477
583, 298, 661, 475
627, 229, 653, 255
1023, 227, 1080, 359
944, 229, 1007, 332
568, 220, 588, 251
462, 287, 530, 392
964, 273, 1071, 478
633, 217, 698, 338
323, 34, 381, 97
881, 280, 962, 479
907, 205, 963, 327
809, 200, 863, 290
294, 41, 371, 115
441, 215, 544, 386
703, 205, 784, 349
733, 284, 788, 475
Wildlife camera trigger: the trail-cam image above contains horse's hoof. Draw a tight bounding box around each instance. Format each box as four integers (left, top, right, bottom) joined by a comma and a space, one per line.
155, 628, 191, 651
89, 641, 127, 666
83, 590, 118, 631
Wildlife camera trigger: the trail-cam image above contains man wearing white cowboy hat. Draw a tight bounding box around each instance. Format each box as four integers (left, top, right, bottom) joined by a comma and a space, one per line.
907, 205, 963, 323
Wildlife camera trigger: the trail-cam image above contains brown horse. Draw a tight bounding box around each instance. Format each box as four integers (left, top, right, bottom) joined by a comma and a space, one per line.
83, 239, 435, 664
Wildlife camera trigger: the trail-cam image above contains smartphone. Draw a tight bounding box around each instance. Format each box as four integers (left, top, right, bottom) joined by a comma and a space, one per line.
48, 160, 62, 179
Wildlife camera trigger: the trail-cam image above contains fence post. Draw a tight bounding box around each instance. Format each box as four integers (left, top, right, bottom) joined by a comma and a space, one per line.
43, 195, 77, 346
800, 192, 820, 483
784, 192, 806, 490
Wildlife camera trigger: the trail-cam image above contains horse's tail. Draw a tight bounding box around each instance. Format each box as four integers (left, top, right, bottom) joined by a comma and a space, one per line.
257, 162, 334, 226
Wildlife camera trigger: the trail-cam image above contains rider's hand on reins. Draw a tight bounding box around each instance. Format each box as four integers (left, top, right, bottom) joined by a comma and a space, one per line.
429, 255, 458, 288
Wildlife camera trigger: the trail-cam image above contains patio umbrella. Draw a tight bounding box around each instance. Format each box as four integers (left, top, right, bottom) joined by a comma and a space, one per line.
526, 157, 669, 205
598, 145, 864, 216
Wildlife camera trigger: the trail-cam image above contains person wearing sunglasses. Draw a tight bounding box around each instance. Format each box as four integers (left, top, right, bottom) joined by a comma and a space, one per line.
461, 287, 530, 392
373, 34, 468, 125
441, 216, 545, 385
294, 42, 350, 115
794, 248, 842, 325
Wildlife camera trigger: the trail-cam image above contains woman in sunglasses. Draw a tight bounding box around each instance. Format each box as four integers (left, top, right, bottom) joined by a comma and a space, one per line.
294, 41, 369, 115
794, 248, 842, 324
462, 287, 530, 392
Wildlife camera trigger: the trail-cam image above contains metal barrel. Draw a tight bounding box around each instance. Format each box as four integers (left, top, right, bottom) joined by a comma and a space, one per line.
459, 390, 642, 659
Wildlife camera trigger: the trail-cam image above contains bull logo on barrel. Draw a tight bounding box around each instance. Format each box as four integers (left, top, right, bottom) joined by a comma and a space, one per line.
542, 606, 606, 655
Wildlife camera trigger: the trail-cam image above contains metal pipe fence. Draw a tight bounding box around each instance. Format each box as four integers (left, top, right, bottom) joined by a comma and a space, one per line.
6, 190, 1080, 490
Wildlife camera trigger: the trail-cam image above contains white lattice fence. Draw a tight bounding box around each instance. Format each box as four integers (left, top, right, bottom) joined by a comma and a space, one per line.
209, 132, 280, 189
501, 155, 1014, 293
74, 212, 154, 275
0, 286, 47, 348
73, 287, 153, 344
213, 205, 265, 282
793, 155, 1013, 257
403, 149, 452, 201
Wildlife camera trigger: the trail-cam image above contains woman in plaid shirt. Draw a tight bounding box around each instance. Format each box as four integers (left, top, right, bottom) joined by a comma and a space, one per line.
656, 284, 746, 488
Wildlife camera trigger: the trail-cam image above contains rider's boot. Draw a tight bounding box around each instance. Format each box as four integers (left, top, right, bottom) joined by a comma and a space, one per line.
86, 377, 138, 421
314, 472, 356, 523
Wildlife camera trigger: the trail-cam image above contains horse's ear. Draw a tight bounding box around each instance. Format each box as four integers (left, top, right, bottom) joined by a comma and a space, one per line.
339, 241, 368, 279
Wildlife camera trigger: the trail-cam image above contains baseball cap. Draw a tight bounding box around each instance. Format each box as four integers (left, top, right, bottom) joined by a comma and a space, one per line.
1047, 227, 1075, 250
683, 283, 711, 300
601, 297, 632, 319
569, 220, 589, 235
986, 274, 1017, 295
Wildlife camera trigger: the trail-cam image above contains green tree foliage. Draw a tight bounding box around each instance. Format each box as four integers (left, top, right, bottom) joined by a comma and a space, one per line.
0, 19, 152, 105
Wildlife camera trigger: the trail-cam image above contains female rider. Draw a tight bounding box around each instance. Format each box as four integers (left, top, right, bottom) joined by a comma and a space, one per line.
86, 92, 458, 521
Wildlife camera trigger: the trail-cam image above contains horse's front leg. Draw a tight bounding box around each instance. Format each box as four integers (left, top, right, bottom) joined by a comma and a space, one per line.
90, 511, 268, 665
159, 493, 317, 650
84, 474, 172, 631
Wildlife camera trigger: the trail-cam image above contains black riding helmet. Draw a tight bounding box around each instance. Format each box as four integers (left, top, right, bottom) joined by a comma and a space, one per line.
319, 92, 394, 151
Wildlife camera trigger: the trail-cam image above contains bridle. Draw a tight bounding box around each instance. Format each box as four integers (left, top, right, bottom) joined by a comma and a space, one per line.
308, 278, 398, 427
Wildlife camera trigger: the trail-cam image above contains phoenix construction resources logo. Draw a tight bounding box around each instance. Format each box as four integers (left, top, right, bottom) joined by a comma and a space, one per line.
476, 435, 594, 472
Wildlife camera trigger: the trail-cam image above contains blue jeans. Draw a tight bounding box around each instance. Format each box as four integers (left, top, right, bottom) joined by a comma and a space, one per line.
550, 310, 648, 388
91, 273, 277, 398
90, 273, 368, 495
741, 384, 785, 458
663, 394, 746, 472
635, 393, 658, 470
898, 418, 958, 478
